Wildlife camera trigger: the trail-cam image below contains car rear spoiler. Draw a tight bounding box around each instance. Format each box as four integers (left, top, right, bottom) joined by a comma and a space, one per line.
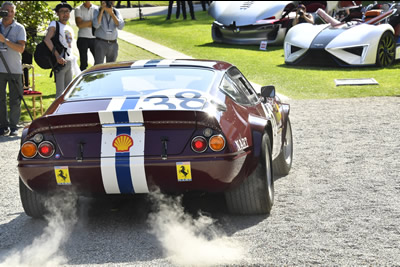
364, 9, 396, 25
316, 8, 396, 27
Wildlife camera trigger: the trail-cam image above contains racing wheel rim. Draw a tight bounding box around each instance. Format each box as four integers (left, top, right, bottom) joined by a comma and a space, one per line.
377, 32, 395, 67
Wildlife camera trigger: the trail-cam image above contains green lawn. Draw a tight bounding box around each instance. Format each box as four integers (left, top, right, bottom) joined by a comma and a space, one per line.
123, 11, 400, 99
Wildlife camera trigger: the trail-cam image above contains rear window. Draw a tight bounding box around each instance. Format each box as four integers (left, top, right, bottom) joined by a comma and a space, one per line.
67, 68, 216, 99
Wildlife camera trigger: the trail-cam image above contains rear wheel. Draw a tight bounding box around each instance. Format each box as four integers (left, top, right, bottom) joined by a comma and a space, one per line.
376, 31, 395, 67
225, 134, 274, 215
19, 178, 47, 219
273, 118, 293, 176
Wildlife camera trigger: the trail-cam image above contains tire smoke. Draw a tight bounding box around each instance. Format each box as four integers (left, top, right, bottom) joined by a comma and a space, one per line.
0, 192, 78, 267
147, 191, 245, 266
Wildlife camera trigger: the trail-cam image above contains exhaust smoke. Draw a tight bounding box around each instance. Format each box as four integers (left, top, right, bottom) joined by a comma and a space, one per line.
148, 191, 245, 266
0, 192, 78, 267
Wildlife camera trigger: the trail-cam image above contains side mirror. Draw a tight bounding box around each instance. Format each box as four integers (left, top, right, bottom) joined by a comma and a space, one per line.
261, 85, 276, 98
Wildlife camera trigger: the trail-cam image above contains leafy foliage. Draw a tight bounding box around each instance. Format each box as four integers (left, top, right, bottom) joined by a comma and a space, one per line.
11, 1, 57, 53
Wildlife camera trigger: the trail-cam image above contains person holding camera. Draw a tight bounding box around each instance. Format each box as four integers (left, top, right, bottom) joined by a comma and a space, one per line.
293, 4, 314, 26
92, 1, 125, 65
0, 2, 26, 136
44, 2, 75, 98
75, 1, 98, 71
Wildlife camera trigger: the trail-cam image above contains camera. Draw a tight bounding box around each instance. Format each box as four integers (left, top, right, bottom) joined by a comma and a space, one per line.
105, 1, 112, 8
298, 10, 304, 17
0, 10, 8, 17
53, 63, 65, 73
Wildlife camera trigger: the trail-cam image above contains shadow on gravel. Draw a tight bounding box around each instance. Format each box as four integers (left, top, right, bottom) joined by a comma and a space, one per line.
0, 135, 20, 143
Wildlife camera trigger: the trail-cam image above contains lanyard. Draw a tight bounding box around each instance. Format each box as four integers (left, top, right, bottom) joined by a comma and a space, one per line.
105, 12, 112, 31
0, 23, 12, 39
0, 22, 12, 49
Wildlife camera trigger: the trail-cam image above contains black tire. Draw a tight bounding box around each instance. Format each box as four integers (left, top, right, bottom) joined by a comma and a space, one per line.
273, 118, 293, 176
225, 134, 274, 215
376, 31, 396, 67
19, 178, 47, 219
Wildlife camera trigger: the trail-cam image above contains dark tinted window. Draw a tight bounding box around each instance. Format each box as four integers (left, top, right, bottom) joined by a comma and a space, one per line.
219, 74, 251, 105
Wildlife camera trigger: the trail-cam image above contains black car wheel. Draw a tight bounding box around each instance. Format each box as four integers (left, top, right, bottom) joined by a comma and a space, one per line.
19, 178, 47, 219
273, 118, 293, 176
376, 31, 395, 67
225, 134, 274, 215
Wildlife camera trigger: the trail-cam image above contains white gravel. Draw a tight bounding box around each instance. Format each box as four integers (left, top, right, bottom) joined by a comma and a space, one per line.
0, 96, 399, 266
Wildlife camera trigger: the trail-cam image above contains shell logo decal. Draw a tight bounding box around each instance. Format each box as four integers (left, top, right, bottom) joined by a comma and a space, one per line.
112, 134, 133, 152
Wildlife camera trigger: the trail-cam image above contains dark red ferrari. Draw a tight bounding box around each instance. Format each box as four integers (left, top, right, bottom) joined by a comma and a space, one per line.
18, 59, 292, 217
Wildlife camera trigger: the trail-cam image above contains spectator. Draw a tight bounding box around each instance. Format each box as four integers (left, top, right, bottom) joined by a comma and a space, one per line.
177, 1, 196, 20
293, 4, 314, 26
0, 2, 26, 136
92, 1, 125, 65
166, 1, 195, 20
44, 2, 75, 98
201, 1, 211, 11
75, 1, 98, 71
185, 1, 196, 20
166, 1, 175, 20
176, 1, 186, 20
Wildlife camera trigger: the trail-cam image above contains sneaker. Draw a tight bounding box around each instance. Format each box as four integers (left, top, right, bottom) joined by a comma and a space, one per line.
0, 128, 10, 136
9, 128, 18, 136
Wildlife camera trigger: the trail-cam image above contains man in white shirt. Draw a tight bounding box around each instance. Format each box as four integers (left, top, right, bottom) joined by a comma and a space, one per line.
75, 1, 97, 71
44, 2, 74, 98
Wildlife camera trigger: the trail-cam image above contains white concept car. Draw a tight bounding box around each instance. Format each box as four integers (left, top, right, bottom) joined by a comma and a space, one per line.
284, 5, 400, 67
208, 1, 340, 45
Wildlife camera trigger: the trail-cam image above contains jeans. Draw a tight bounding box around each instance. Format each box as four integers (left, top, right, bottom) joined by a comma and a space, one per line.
54, 60, 72, 98
94, 39, 118, 65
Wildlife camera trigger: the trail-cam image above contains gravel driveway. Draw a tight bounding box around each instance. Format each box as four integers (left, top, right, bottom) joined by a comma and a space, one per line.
0, 97, 399, 266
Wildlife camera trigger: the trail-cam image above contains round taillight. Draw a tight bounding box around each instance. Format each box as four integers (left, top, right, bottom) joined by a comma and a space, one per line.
38, 141, 55, 158
191, 136, 207, 153
21, 141, 37, 158
209, 135, 225, 151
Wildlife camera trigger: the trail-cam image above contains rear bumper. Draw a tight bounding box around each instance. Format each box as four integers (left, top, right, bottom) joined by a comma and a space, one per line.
18, 151, 256, 195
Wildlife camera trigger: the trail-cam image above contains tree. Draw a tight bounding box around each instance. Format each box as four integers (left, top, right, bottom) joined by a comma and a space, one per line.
11, 1, 57, 54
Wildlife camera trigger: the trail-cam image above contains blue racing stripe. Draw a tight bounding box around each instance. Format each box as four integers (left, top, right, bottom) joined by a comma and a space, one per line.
113, 111, 129, 123
121, 97, 139, 110
115, 126, 135, 194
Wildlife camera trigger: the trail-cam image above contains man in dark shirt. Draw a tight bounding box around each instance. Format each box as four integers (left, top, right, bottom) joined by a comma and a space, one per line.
293, 4, 314, 26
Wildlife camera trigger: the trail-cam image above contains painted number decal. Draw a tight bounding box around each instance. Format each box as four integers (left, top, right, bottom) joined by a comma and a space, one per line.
144, 95, 176, 109
175, 91, 203, 109
140, 90, 204, 110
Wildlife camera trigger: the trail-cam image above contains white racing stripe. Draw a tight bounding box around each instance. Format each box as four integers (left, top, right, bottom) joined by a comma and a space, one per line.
99, 126, 121, 194
99, 106, 149, 194
128, 110, 148, 193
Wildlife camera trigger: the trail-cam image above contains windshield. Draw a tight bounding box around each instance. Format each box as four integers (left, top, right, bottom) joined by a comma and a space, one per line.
67, 68, 216, 99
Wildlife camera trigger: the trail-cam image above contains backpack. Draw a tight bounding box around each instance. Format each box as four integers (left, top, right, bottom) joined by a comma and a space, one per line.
34, 22, 66, 71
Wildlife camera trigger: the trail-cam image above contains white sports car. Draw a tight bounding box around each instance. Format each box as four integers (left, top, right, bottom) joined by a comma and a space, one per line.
284, 7, 400, 67
208, 1, 338, 45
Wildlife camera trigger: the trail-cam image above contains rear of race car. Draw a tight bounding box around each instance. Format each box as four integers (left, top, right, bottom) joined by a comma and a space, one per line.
18, 100, 253, 197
